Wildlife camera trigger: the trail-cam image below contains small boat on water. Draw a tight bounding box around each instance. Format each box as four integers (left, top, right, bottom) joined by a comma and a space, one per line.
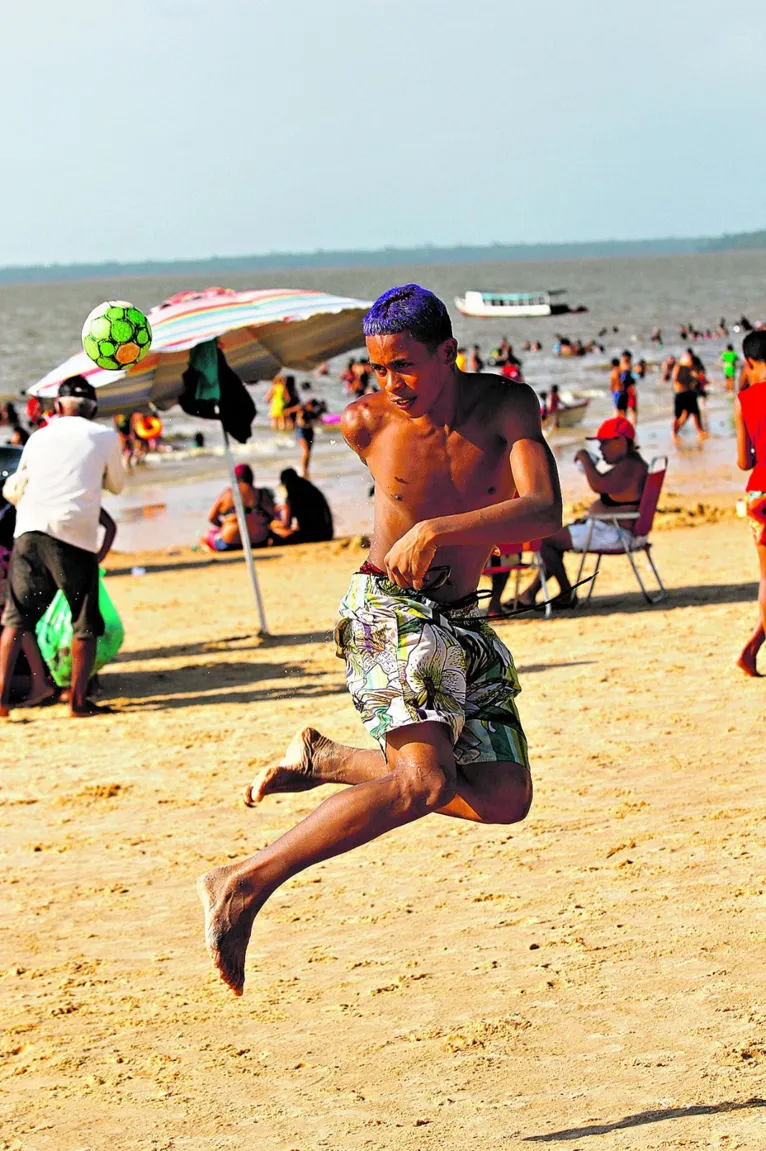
552, 396, 589, 428
455, 289, 587, 319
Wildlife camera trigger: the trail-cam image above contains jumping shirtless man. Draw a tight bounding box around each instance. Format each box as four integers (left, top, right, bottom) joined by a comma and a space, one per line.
198, 285, 562, 995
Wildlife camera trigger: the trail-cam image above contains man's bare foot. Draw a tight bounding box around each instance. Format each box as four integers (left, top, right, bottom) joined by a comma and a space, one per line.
737, 647, 761, 677
16, 684, 57, 709
243, 726, 327, 806
70, 701, 114, 718
197, 865, 261, 995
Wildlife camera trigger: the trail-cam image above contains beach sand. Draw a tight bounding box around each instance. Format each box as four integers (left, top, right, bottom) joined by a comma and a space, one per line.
1, 519, 764, 1150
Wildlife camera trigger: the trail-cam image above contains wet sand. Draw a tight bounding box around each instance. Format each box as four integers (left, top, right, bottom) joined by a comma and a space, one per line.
1, 516, 764, 1150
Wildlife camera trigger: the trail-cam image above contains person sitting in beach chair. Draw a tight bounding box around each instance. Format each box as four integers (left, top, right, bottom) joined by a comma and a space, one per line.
517, 416, 648, 608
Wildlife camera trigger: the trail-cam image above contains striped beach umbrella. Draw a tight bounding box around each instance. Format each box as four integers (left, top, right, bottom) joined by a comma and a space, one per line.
28, 287, 371, 416
28, 287, 372, 636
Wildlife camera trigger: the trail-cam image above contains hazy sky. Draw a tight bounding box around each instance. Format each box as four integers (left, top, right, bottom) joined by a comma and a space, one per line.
1, 0, 763, 265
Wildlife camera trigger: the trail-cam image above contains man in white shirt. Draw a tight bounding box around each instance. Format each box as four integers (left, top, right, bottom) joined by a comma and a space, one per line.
0, 377, 124, 718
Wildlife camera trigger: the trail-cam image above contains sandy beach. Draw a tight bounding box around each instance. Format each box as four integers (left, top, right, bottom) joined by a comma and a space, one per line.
1, 510, 764, 1151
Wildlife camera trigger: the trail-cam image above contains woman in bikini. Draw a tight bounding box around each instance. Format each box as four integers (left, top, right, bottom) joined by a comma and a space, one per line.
202, 464, 275, 552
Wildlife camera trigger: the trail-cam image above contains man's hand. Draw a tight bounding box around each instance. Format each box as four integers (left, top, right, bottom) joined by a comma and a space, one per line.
574, 448, 590, 465
384, 521, 438, 590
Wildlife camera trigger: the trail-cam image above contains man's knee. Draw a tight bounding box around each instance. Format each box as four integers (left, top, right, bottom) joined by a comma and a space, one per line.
479, 768, 533, 825
386, 724, 458, 816
503, 772, 533, 824
390, 756, 457, 816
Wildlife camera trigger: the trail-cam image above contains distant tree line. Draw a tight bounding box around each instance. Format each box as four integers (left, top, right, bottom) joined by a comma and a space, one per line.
1, 230, 765, 284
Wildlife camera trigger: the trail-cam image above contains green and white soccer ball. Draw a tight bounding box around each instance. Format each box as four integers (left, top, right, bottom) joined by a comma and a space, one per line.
82, 300, 152, 371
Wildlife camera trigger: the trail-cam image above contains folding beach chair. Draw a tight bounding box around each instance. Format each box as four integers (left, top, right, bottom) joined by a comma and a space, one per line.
482, 540, 553, 618
574, 456, 668, 606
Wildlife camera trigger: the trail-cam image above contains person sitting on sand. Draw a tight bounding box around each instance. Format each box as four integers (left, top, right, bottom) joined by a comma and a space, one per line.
202, 464, 275, 552
270, 467, 334, 544
734, 331, 766, 676
517, 416, 648, 609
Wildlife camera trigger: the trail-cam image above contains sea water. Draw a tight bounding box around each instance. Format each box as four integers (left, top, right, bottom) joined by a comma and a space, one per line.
2, 250, 765, 550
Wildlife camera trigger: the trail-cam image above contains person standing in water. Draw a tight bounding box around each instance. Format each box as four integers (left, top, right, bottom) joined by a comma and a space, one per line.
197, 284, 561, 995
721, 344, 740, 393
672, 351, 707, 440
735, 331, 766, 676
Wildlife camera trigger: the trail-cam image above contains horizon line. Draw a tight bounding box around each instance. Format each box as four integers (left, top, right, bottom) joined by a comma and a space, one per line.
1, 227, 764, 284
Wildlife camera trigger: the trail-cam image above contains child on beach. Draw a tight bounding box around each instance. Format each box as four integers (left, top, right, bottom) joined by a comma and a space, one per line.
198, 284, 562, 995
734, 331, 766, 676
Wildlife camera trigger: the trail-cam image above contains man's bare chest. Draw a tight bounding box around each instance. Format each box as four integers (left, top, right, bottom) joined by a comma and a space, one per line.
368, 424, 514, 511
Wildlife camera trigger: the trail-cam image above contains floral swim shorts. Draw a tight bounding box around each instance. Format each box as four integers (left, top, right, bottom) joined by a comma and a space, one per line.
334, 572, 529, 769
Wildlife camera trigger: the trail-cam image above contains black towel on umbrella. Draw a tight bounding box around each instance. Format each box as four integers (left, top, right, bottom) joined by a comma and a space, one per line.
179, 341, 256, 443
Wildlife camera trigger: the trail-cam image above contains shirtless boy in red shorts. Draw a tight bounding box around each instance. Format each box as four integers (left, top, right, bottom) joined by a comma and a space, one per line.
198, 284, 561, 995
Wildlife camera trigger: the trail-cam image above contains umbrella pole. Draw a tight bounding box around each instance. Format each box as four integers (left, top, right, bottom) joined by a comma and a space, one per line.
220, 424, 269, 636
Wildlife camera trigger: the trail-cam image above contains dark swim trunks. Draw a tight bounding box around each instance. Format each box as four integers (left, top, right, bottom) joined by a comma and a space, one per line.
2, 531, 103, 638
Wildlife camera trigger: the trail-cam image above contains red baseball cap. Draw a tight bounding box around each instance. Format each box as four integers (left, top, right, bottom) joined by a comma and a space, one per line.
586, 416, 635, 442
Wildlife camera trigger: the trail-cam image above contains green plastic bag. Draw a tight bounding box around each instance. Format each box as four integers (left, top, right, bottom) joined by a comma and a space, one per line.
35, 570, 125, 688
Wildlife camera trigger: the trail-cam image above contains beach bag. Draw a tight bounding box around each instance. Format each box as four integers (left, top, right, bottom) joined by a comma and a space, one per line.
35, 571, 125, 687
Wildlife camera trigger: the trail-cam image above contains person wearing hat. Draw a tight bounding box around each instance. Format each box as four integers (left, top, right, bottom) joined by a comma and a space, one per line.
0, 376, 124, 718
518, 416, 648, 608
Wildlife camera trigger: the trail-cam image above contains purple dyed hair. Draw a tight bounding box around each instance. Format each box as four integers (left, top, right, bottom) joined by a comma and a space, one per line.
363, 284, 453, 352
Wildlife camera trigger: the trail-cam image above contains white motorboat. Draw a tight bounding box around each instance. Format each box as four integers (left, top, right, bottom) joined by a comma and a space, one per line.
455, 289, 587, 319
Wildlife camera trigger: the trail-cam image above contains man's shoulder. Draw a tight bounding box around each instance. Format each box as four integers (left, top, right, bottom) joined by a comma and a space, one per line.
340, 392, 387, 452
463, 373, 540, 421
44, 418, 120, 459
342, 391, 387, 425
83, 418, 117, 437
77, 419, 120, 448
